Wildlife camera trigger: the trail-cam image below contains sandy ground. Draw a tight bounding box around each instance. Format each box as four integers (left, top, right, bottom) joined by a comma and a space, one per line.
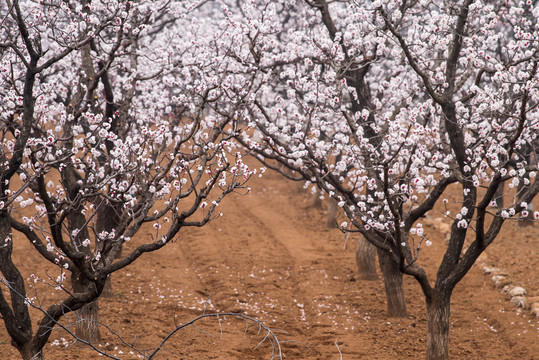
1, 166, 538, 359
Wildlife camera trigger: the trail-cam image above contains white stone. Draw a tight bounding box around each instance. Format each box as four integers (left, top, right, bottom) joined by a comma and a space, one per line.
531, 303, 539, 318
483, 266, 500, 275
510, 296, 526, 308
508, 286, 527, 297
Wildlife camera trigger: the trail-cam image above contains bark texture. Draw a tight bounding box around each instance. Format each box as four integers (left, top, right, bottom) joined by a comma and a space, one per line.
355, 236, 378, 280
377, 248, 407, 317
18, 345, 44, 360
73, 299, 101, 344
71, 265, 101, 343
96, 201, 121, 297
426, 293, 451, 360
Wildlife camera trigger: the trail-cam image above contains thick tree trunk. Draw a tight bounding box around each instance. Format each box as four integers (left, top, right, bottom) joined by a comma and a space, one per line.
426, 293, 451, 360
71, 270, 101, 344
18, 345, 44, 360
66, 197, 101, 343
74, 301, 101, 344
377, 248, 407, 317
355, 236, 378, 280
101, 275, 114, 298
327, 197, 338, 228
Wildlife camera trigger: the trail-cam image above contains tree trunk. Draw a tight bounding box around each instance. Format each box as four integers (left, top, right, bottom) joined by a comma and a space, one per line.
327, 197, 338, 228
95, 201, 121, 297
0, 213, 36, 358
62, 141, 101, 344
494, 181, 504, 208
18, 345, 44, 360
312, 191, 322, 208
71, 270, 101, 344
65, 207, 101, 343
377, 248, 407, 317
74, 301, 101, 344
426, 292, 451, 360
355, 236, 378, 280
101, 275, 114, 298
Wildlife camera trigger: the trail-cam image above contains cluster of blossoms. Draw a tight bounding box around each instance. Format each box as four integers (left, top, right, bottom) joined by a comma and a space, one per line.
231, 0, 538, 253
0, 1, 538, 359
1, 0, 264, 270
229, 3, 538, 357
0, 1, 267, 356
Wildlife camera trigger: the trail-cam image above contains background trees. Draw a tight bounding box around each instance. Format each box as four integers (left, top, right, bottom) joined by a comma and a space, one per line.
235, 1, 539, 359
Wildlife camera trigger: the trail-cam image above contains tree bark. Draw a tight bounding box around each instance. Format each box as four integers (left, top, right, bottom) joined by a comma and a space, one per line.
100, 273, 113, 298
64, 189, 101, 343
312, 191, 322, 208
96, 201, 121, 297
377, 248, 407, 317
62, 145, 102, 343
426, 292, 451, 360
65, 205, 101, 343
18, 344, 44, 360
71, 269, 101, 344
327, 197, 338, 228
355, 236, 378, 280
0, 213, 34, 357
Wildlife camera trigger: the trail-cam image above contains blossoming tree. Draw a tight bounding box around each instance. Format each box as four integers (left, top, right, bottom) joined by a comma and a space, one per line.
0, 1, 259, 359
234, 1, 539, 359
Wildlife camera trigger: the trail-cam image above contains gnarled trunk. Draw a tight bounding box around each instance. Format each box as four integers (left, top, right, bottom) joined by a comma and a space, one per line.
377, 248, 407, 317
355, 236, 378, 280
74, 301, 101, 344
426, 292, 450, 360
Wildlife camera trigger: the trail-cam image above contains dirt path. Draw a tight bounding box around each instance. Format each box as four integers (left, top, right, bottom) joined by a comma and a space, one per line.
1, 167, 538, 359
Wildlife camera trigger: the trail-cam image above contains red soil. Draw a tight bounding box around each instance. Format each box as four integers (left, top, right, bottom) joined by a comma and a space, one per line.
1, 167, 538, 359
